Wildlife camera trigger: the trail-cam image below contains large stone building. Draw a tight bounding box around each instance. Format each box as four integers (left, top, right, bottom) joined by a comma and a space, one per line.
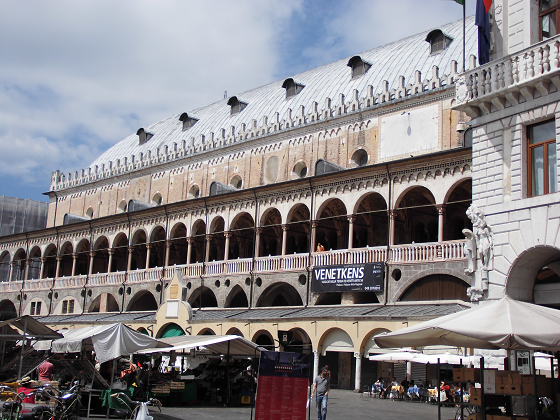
454, 0, 560, 309
0, 17, 479, 389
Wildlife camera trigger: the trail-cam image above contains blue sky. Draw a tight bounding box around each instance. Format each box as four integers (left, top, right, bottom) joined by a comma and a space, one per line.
0, 0, 476, 202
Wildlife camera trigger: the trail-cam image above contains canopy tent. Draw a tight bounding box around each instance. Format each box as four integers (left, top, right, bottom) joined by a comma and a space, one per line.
0, 316, 62, 340
374, 296, 560, 351
137, 334, 264, 357
368, 349, 421, 362
47, 323, 166, 364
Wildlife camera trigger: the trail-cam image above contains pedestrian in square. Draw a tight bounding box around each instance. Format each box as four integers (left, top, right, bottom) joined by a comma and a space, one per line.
311, 367, 330, 420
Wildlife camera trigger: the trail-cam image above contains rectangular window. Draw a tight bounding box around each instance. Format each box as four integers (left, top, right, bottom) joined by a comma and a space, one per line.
30, 302, 36, 315
36, 301, 42, 315
540, 0, 560, 40
62, 300, 68, 314
528, 120, 557, 196
68, 299, 74, 314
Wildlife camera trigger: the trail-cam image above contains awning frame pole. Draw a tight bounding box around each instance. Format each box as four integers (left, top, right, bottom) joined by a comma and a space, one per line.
17, 316, 28, 380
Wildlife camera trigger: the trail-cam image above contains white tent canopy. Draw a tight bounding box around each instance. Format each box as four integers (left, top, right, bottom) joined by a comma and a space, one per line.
374, 296, 560, 351
47, 323, 165, 364
137, 334, 263, 357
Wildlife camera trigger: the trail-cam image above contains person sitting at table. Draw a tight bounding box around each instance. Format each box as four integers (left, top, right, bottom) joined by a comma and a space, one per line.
18, 377, 36, 403
373, 377, 385, 397
440, 381, 451, 402
389, 377, 401, 400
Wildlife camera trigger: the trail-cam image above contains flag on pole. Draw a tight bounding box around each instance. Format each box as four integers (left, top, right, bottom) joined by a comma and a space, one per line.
476, 0, 493, 65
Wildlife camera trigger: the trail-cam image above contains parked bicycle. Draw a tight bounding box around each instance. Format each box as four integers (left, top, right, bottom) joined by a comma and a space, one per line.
110, 392, 161, 420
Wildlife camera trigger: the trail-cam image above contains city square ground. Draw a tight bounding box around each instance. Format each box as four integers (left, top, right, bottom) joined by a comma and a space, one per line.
141, 389, 460, 420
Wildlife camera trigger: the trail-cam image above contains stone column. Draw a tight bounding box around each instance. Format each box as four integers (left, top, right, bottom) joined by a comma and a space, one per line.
55, 255, 62, 278
313, 350, 320, 382
71, 253, 78, 276
205, 236, 212, 263
347, 215, 356, 249
88, 251, 95, 275
165, 240, 172, 267
224, 232, 232, 262
9, 261, 16, 282
254, 228, 262, 258
186, 238, 193, 265
39, 257, 46, 280
354, 352, 363, 392
127, 247, 134, 272
107, 249, 114, 273
310, 221, 318, 251
24, 259, 31, 281
281, 225, 289, 256
145, 244, 152, 269
389, 210, 397, 246
407, 361, 412, 381
437, 204, 446, 243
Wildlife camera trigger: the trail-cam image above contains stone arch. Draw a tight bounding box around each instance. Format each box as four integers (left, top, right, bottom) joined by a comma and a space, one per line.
59, 241, 74, 277
158, 322, 186, 338
392, 267, 471, 303
11, 248, 27, 281
256, 282, 303, 307
149, 226, 166, 268
225, 285, 249, 308
127, 290, 158, 311
506, 246, 560, 303
190, 219, 207, 263
189, 286, 218, 308
130, 229, 147, 271
361, 328, 392, 355
397, 273, 470, 302
198, 328, 216, 335
315, 293, 342, 305
25, 298, 47, 316
226, 327, 244, 336
287, 327, 312, 353
394, 186, 438, 245
319, 327, 354, 354
88, 293, 120, 312
168, 222, 187, 266
315, 198, 348, 251
260, 208, 282, 257
252, 329, 275, 350
92, 236, 109, 274
229, 212, 255, 259
27, 246, 42, 280
0, 251, 11, 282
111, 233, 129, 273
0, 299, 17, 320
42, 244, 58, 279
208, 216, 226, 262
444, 178, 473, 241
352, 192, 388, 248
286, 203, 310, 254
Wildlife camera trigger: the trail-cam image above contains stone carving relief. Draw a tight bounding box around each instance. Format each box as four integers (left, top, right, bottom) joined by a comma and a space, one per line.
463, 204, 494, 302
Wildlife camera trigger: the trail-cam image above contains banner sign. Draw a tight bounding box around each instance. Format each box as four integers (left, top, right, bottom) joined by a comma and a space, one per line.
255, 351, 311, 420
311, 262, 384, 293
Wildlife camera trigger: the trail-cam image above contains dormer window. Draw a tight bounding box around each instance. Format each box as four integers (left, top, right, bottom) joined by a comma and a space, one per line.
347, 56, 372, 79
179, 112, 199, 130
282, 78, 305, 99
137, 128, 153, 145
227, 96, 248, 116
426, 30, 452, 54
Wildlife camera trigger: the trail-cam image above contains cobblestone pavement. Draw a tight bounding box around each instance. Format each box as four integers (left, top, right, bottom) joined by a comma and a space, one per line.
142, 389, 460, 420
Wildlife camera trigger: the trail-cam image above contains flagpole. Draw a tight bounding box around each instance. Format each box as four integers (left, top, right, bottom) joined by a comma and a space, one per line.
463, 0, 466, 71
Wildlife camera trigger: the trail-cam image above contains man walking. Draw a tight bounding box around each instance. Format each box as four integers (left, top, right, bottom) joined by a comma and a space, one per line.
311, 367, 330, 420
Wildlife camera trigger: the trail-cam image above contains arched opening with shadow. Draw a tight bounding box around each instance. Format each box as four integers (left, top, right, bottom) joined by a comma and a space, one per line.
189, 287, 218, 309
127, 290, 158, 311
394, 187, 438, 244
199, 328, 216, 336
130, 230, 148, 270
226, 328, 244, 337
158, 323, 185, 338
58, 242, 74, 277
0, 300, 17, 321
252, 330, 275, 351
286, 204, 310, 254
88, 293, 120, 312
42, 245, 58, 279
286, 327, 312, 354
190, 220, 207, 263
149, 226, 166, 268
256, 282, 303, 307
168, 223, 188, 266
0, 252, 10, 282
315, 199, 348, 251
92, 237, 110, 274
27, 247, 42, 280
208, 217, 226, 262
74, 239, 91, 276
11, 248, 26, 281
112, 233, 129, 272
398, 274, 469, 302
444, 179, 472, 240
229, 212, 254, 259
225, 285, 249, 308
260, 209, 282, 257
353, 291, 380, 304
353, 193, 388, 248
315, 293, 342, 305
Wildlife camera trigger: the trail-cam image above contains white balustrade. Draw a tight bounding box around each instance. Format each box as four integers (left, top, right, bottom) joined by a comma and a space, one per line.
255, 255, 283, 272
54, 275, 86, 288
282, 253, 308, 271
225, 258, 252, 274
205, 261, 224, 276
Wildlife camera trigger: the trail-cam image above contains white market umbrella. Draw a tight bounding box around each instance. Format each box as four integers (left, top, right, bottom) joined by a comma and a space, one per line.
369, 350, 421, 362
413, 352, 467, 365
374, 296, 560, 351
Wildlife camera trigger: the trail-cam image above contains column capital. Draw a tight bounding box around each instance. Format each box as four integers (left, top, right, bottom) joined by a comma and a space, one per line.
40, 257, 47, 263
26, 258, 33, 265
165, 240, 173, 248
354, 352, 363, 359
347, 215, 356, 223
56, 255, 63, 262
281, 224, 289, 232
255, 228, 263, 235
72, 253, 79, 260
128, 246, 135, 254
146, 243, 153, 250
10, 260, 18, 267
205, 235, 213, 243
187, 237, 195, 244
107, 248, 115, 256
436, 204, 446, 215
224, 231, 232, 238
311, 221, 319, 228
89, 251, 96, 258
388, 209, 398, 220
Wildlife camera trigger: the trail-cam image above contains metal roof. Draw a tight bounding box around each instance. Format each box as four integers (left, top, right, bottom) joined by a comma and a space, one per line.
89, 17, 477, 171
191, 303, 469, 321
35, 311, 157, 324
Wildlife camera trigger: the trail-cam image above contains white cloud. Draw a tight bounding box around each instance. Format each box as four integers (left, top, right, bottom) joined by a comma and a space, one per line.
0, 0, 473, 200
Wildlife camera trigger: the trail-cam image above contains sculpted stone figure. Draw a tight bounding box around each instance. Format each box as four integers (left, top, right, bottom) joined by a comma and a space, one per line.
464, 204, 494, 302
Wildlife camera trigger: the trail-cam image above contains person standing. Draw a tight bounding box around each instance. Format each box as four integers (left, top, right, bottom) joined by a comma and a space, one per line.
37, 357, 55, 382
311, 367, 330, 420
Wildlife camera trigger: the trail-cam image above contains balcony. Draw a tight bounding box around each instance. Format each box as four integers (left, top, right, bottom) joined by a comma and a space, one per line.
454, 35, 560, 117
2, 240, 465, 291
